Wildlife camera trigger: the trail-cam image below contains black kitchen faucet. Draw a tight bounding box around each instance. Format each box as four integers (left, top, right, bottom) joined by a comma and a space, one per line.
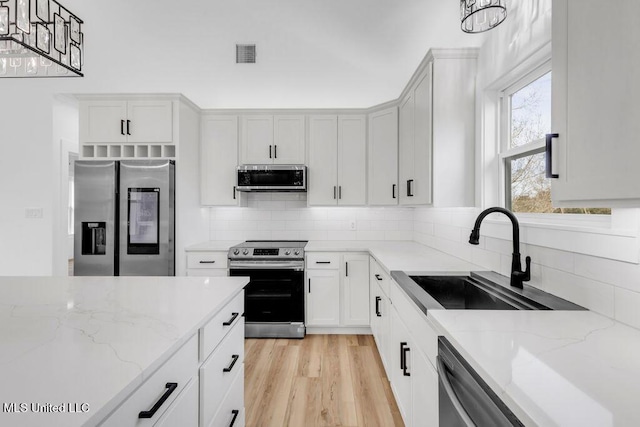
469, 207, 531, 289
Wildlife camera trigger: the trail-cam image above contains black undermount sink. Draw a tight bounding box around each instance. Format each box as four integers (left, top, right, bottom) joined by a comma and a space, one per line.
390, 271, 585, 312
409, 274, 549, 310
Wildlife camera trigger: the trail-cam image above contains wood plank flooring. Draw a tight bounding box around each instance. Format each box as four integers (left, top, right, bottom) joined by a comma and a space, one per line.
245, 334, 404, 427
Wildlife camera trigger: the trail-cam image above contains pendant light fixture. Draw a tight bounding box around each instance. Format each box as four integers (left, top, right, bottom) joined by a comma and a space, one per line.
460, 0, 507, 33
0, 0, 83, 78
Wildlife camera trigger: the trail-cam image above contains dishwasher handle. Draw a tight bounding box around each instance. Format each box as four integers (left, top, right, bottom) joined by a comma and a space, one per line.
437, 356, 475, 427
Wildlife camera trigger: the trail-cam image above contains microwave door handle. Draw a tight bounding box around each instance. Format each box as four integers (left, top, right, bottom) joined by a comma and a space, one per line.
437, 356, 475, 427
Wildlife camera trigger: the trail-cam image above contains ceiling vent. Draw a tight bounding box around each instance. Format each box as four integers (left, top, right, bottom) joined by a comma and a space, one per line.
236, 44, 256, 64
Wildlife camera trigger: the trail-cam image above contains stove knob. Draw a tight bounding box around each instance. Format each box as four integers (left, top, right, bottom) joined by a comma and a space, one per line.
294, 250, 300, 255
233, 249, 240, 255
242, 249, 249, 255
285, 250, 291, 255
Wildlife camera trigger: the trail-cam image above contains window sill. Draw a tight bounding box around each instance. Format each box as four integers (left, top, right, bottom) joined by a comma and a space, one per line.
480, 211, 639, 264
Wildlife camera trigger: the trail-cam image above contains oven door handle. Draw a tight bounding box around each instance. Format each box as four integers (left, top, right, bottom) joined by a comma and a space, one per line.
437, 356, 475, 427
229, 261, 305, 271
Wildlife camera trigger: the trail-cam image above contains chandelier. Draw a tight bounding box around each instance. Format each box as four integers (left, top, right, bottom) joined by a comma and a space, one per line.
0, 0, 83, 77
460, 0, 507, 33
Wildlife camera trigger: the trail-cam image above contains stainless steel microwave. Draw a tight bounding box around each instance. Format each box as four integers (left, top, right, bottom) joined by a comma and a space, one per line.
236, 165, 307, 192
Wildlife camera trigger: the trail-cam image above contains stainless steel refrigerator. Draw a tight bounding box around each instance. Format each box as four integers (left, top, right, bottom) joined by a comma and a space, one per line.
74, 160, 175, 276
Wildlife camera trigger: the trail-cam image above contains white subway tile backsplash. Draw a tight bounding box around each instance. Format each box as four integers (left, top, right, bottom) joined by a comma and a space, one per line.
356, 230, 386, 241
542, 267, 614, 317
434, 223, 463, 243
614, 287, 640, 330
471, 247, 502, 272
384, 230, 413, 241
573, 253, 640, 293
242, 209, 272, 221
327, 230, 357, 240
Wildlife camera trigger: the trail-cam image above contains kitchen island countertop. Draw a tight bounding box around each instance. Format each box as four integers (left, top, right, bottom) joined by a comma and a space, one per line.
0, 275, 247, 427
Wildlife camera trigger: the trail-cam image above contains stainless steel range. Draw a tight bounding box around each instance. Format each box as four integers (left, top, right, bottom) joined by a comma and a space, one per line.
228, 241, 307, 338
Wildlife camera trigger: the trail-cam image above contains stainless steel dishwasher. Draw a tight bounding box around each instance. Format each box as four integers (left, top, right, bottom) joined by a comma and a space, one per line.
437, 337, 524, 427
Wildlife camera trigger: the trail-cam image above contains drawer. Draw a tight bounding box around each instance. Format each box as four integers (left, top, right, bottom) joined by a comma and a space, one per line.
200, 319, 245, 427
390, 279, 439, 368
186, 269, 228, 277
187, 251, 228, 269
306, 253, 340, 269
153, 376, 199, 427
200, 291, 244, 362
100, 334, 198, 427
209, 364, 245, 427
370, 257, 390, 297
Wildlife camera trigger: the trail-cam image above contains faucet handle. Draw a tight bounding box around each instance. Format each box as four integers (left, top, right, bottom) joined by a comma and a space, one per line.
523, 256, 531, 281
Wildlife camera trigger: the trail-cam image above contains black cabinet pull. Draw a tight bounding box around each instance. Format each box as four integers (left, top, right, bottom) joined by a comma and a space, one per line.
120, 120, 125, 135
138, 382, 178, 418
233, 186, 236, 200
400, 342, 411, 376
308, 278, 311, 293
545, 133, 559, 178
392, 184, 396, 199
407, 179, 414, 197
223, 354, 240, 372
199, 260, 215, 264
333, 186, 337, 200
229, 409, 240, 427
126, 120, 131, 135
345, 262, 348, 277
269, 145, 272, 159
274, 145, 277, 158
375, 296, 381, 317
315, 261, 331, 264
223, 312, 239, 326
339, 186, 342, 200
375, 274, 382, 281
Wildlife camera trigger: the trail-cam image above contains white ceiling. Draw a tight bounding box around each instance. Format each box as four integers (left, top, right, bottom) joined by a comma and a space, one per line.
66, 0, 484, 108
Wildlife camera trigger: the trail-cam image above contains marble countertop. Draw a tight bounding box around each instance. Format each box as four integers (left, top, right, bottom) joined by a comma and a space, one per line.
306, 240, 483, 274
184, 240, 243, 251
429, 310, 640, 427
0, 276, 247, 427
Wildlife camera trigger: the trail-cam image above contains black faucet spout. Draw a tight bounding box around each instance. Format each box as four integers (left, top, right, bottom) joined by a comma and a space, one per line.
469, 207, 531, 289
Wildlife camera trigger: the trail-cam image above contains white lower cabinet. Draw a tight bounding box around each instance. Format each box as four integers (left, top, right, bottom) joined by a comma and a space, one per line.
154, 377, 199, 427
306, 268, 341, 326
369, 258, 391, 372
386, 278, 439, 427
98, 291, 245, 427
305, 252, 370, 329
186, 251, 229, 277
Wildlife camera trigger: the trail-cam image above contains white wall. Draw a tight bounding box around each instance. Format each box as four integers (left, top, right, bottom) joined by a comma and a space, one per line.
208, 193, 413, 242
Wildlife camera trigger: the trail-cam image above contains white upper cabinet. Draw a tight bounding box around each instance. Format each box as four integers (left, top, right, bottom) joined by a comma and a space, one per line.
551, 0, 640, 207
240, 115, 305, 164
308, 115, 366, 206
368, 107, 399, 205
308, 115, 339, 205
80, 100, 173, 144
201, 115, 243, 206
398, 50, 477, 207
274, 115, 306, 164
337, 115, 367, 206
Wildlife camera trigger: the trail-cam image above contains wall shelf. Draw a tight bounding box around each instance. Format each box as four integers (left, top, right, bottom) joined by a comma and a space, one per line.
79, 143, 176, 159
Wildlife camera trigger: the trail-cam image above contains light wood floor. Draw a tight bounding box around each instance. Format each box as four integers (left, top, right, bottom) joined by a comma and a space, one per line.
244, 334, 404, 427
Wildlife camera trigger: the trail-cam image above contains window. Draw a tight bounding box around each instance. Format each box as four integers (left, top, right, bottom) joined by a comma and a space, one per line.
501, 67, 610, 215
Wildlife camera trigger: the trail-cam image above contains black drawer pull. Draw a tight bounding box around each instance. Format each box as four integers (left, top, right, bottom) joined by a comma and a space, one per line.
392, 184, 396, 199
407, 179, 414, 197
199, 260, 215, 264
375, 274, 382, 281
223, 312, 239, 326
401, 343, 411, 377
223, 354, 240, 372
315, 261, 331, 264
229, 409, 240, 427
375, 296, 381, 317
138, 382, 178, 419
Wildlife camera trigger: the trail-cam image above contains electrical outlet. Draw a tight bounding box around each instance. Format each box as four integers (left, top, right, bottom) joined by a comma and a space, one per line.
349, 220, 356, 230
25, 208, 43, 219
